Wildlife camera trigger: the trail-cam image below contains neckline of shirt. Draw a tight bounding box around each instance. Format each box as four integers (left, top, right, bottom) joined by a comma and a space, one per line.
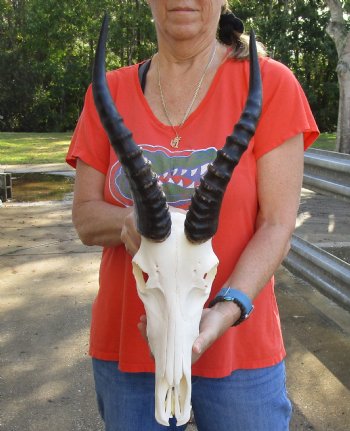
133, 56, 234, 134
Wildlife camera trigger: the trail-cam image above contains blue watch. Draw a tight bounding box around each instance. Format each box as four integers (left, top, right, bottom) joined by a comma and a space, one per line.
208, 287, 254, 326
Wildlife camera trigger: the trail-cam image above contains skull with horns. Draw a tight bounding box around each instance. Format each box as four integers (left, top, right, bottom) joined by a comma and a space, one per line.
92, 15, 262, 427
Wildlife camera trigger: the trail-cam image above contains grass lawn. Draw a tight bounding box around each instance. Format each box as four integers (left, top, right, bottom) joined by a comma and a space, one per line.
0, 131, 337, 165
312, 132, 337, 151
0, 132, 72, 164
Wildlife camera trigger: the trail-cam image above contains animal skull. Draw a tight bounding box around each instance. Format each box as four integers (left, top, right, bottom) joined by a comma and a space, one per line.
132, 212, 218, 425
92, 14, 261, 427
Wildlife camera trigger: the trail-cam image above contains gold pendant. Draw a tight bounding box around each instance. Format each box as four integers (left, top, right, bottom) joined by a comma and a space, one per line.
170, 136, 181, 149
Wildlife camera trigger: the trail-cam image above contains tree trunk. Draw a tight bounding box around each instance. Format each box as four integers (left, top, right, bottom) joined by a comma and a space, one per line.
325, 0, 350, 153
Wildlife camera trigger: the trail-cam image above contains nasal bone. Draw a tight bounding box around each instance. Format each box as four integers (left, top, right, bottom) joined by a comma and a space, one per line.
162, 317, 190, 425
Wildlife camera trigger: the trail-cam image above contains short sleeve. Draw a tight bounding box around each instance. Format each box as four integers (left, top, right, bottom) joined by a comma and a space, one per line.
66, 71, 119, 174
253, 58, 319, 160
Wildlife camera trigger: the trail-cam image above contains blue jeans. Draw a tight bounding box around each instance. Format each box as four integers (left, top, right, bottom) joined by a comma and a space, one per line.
92, 359, 292, 431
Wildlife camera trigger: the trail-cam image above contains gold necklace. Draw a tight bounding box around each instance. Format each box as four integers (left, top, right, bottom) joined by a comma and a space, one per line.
157, 42, 218, 149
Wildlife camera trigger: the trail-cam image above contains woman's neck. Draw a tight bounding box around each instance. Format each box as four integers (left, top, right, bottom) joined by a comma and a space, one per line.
144, 39, 228, 127
156, 34, 217, 68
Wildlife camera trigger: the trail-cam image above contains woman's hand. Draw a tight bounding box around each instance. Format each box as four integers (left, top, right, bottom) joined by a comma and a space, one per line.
137, 301, 241, 364
121, 205, 185, 257
120, 210, 141, 256
191, 301, 241, 363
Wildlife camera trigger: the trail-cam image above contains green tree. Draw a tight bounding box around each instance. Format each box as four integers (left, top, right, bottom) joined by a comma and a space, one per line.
326, 0, 350, 153
229, 0, 339, 132
0, 0, 35, 130
0, 0, 155, 132
0, 0, 342, 134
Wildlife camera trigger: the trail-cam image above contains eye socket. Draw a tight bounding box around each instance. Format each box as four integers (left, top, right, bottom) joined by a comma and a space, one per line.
142, 271, 149, 283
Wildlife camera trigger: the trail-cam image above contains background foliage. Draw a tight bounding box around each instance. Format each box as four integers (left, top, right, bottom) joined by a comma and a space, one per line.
0, 0, 346, 133
0, 0, 155, 132
230, 0, 341, 133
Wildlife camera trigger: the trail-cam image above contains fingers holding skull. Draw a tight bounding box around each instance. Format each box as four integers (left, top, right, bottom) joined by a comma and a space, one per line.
137, 302, 240, 365
192, 302, 241, 363
121, 208, 141, 256
137, 314, 155, 360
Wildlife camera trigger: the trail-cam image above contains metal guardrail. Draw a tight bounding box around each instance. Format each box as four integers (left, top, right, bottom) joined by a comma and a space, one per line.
0, 172, 12, 202
283, 236, 350, 311
283, 149, 350, 310
303, 148, 350, 201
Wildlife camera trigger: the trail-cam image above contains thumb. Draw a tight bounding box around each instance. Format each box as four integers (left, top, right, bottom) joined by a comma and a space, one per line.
192, 325, 217, 361
192, 306, 231, 361
192, 331, 216, 365
193, 336, 204, 355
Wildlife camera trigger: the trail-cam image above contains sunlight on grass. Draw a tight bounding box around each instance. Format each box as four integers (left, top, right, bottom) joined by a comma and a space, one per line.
0, 132, 72, 164
0, 131, 337, 165
312, 133, 336, 151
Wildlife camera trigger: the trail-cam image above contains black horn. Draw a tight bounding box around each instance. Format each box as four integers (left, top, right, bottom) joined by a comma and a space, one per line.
92, 14, 171, 242
184, 30, 262, 243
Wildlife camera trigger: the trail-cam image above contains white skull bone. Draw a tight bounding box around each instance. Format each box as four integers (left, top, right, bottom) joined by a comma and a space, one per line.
132, 211, 219, 426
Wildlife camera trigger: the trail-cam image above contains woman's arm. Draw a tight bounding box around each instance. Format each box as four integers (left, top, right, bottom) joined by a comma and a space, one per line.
226, 133, 304, 300
72, 159, 140, 252
192, 133, 305, 360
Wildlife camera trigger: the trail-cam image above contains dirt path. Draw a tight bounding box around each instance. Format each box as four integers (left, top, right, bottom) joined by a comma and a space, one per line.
0, 190, 349, 430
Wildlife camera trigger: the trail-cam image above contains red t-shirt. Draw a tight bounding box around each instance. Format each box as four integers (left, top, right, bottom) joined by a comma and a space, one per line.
67, 56, 319, 377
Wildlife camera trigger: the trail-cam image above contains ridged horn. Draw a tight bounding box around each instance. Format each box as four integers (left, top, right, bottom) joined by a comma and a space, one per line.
92, 14, 171, 242
184, 30, 262, 244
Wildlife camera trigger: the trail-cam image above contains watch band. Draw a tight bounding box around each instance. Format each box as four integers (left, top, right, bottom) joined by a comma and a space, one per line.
208, 287, 254, 326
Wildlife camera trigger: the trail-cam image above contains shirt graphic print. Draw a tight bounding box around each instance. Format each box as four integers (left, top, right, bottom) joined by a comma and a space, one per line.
108, 145, 217, 207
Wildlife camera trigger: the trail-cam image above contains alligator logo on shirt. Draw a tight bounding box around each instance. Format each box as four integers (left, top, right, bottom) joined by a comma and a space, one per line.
109, 145, 217, 207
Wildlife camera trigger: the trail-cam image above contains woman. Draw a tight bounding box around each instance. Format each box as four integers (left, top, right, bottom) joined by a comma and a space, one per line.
67, 1, 319, 430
